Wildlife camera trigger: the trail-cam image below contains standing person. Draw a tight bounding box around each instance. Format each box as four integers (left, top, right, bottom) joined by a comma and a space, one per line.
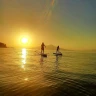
41, 42, 46, 54
56, 46, 60, 53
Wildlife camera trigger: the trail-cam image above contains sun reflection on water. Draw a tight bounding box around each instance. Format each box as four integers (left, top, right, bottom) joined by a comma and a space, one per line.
22, 48, 26, 58
24, 78, 29, 81
22, 59, 26, 64
21, 48, 29, 81
21, 48, 27, 70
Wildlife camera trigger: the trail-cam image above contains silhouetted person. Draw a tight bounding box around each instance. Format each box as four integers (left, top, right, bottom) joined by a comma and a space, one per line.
56, 46, 60, 53
41, 42, 46, 54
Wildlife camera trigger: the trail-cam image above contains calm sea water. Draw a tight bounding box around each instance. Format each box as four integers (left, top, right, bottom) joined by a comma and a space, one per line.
0, 48, 96, 96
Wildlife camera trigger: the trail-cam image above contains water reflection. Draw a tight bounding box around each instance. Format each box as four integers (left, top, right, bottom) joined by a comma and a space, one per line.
55, 56, 59, 71
40, 56, 44, 72
22, 48, 26, 58
22, 59, 26, 64
21, 48, 29, 81
21, 48, 27, 70
24, 78, 29, 81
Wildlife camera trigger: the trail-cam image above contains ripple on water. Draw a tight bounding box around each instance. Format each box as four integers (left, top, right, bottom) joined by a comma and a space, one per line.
0, 49, 96, 96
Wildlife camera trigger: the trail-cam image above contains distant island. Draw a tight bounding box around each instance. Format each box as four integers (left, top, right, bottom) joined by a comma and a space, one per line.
0, 42, 7, 48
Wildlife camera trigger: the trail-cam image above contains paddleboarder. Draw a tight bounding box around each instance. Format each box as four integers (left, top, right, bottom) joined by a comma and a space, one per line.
56, 46, 60, 53
41, 42, 46, 54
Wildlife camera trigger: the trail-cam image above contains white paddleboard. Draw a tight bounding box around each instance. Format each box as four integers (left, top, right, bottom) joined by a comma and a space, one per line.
53, 52, 62, 56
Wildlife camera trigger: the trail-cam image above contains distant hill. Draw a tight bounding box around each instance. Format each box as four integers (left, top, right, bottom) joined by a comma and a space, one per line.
46, 45, 68, 50
46, 45, 56, 50
33, 44, 69, 50
0, 42, 7, 48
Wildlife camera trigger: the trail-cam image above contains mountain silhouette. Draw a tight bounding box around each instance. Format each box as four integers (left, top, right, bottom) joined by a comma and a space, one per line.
33, 44, 68, 50
0, 42, 7, 48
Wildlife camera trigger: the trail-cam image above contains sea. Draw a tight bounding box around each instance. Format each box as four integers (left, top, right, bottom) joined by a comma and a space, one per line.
0, 48, 96, 96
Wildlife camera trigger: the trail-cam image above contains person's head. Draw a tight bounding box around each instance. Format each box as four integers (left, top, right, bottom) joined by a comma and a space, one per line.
42, 42, 44, 44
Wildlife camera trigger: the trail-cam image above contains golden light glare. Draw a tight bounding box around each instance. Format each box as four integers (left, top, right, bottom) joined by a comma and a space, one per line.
21, 48, 26, 70
22, 38, 28, 44
24, 78, 29, 81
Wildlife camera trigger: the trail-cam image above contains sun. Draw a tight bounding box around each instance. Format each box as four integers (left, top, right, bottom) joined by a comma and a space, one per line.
21, 38, 28, 44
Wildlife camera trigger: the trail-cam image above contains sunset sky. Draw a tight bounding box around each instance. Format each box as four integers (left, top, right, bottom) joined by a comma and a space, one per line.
0, 0, 96, 50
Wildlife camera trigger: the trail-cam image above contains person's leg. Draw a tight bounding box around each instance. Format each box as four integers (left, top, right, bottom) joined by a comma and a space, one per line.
41, 49, 42, 54
58, 49, 59, 53
56, 49, 58, 53
43, 49, 44, 54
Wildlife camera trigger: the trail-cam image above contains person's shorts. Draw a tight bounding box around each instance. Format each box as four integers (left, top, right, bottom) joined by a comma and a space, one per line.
41, 47, 44, 50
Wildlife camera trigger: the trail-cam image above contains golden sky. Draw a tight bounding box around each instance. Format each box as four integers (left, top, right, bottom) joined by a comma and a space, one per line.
0, 0, 96, 50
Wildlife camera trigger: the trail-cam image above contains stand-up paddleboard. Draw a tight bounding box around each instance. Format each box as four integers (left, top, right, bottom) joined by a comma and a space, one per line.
35, 51, 47, 57
53, 52, 62, 56
40, 54, 47, 57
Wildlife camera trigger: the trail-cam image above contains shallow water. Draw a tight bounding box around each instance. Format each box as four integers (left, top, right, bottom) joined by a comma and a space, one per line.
0, 48, 96, 96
